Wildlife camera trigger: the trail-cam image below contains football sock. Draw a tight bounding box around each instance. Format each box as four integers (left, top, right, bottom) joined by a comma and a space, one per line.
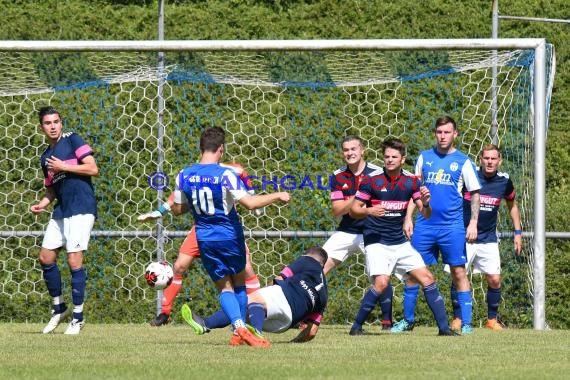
457, 290, 473, 327
403, 283, 420, 323
245, 274, 261, 294
247, 302, 265, 332
450, 283, 461, 319
70, 267, 87, 321
42, 263, 63, 297
204, 310, 230, 329
161, 275, 183, 315
219, 291, 244, 328
487, 287, 501, 320
378, 283, 393, 323
423, 282, 449, 331
234, 285, 248, 321
352, 287, 381, 330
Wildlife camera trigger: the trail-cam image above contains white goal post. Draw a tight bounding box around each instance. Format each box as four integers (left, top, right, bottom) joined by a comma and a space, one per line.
0, 39, 548, 330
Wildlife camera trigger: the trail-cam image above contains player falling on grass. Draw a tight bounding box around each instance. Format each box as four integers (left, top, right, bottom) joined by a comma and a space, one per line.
170, 126, 289, 347
394, 115, 480, 335
323, 135, 394, 331
138, 163, 262, 327
31, 106, 99, 335
183, 246, 329, 345
348, 137, 457, 336
446, 144, 522, 331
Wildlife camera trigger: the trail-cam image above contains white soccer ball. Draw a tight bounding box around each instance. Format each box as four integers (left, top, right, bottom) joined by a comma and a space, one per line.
144, 261, 174, 290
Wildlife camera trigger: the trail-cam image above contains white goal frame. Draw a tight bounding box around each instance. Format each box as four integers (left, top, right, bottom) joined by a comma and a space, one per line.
0, 38, 548, 330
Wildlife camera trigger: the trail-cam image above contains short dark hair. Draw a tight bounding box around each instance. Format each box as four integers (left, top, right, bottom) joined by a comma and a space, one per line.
342, 135, 364, 149
199, 127, 225, 153
434, 115, 457, 130
305, 246, 328, 266
381, 137, 406, 156
38, 106, 60, 124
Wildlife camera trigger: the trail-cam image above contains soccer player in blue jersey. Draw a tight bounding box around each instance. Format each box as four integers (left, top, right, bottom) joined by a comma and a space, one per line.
348, 138, 457, 336
323, 136, 393, 332
447, 144, 522, 331
170, 126, 289, 347
246, 246, 328, 343
393, 116, 481, 335
30, 106, 99, 335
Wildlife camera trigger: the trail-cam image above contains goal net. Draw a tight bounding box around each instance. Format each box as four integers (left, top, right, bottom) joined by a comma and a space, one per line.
0, 41, 553, 327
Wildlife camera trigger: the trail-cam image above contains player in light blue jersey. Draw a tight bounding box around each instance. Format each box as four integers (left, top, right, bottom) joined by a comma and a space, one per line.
31, 106, 99, 335
170, 126, 289, 347
392, 116, 481, 335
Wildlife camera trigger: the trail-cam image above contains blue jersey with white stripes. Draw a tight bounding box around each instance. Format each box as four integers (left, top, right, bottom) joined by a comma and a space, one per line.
415, 148, 480, 228
177, 163, 249, 241
463, 169, 515, 243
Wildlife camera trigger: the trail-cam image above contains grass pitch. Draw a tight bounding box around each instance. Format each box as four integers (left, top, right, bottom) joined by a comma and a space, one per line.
1, 323, 569, 380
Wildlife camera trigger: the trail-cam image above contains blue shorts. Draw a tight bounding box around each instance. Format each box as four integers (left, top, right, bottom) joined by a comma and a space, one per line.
411, 226, 467, 266
198, 237, 247, 282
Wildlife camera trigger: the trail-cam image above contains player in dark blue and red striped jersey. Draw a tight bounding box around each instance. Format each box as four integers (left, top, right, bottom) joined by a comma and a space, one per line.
348, 137, 457, 336
245, 246, 328, 343
447, 144, 522, 331
30, 106, 99, 335
170, 126, 289, 347
323, 136, 393, 330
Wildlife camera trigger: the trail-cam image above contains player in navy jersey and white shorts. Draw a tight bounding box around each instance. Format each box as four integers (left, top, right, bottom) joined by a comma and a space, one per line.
348, 137, 457, 336
245, 246, 329, 343
323, 136, 393, 330
445, 144, 522, 331
170, 126, 289, 347
30, 106, 99, 335
395, 116, 481, 335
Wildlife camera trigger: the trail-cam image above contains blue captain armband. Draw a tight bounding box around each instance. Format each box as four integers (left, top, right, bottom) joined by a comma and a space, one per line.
514, 230, 522, 236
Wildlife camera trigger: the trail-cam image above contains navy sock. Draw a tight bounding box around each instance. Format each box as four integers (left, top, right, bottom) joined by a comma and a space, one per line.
71, 267, 86, 321
378, 283, 393, 323
487, 287, 501, 320
204, 310, 230, 329
403, 284, 420, 323
247, 302, 265, 332
450, 283, 461, 319
424, 282, 449, 331
352, 288, 381, 330
42, 263, 66, 313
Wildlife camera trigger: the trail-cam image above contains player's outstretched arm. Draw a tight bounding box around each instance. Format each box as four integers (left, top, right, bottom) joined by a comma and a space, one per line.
238, 192, 290, 210
290, 321, 319, 343
137, 194, 175, 221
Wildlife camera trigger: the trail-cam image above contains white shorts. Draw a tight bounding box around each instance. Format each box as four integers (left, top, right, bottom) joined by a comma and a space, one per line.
365, 242, 426, 279
322, 231, 364, 263
444, 242, 501, 275
257, 285, 293, 333
42, 214, 95, 252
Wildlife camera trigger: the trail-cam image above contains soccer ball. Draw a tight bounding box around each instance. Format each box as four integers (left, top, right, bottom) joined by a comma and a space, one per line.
144, 261, 173, 290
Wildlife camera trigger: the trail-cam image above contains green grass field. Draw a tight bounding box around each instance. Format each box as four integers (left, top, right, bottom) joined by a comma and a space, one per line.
1, 323, 569, 380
